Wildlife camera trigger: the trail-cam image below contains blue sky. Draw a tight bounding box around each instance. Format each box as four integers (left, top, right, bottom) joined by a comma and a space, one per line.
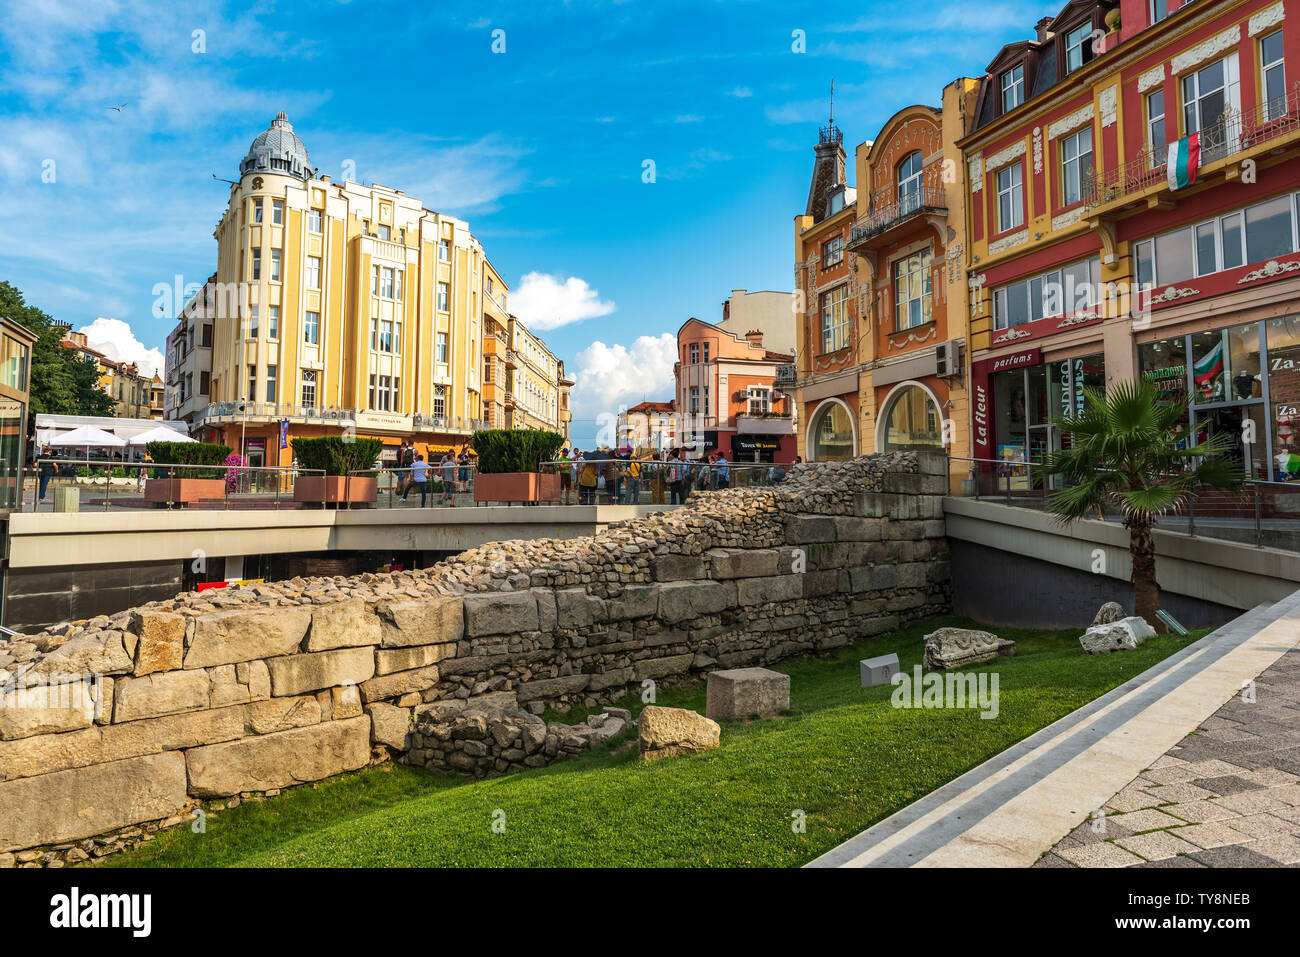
0, 0, 1056, 447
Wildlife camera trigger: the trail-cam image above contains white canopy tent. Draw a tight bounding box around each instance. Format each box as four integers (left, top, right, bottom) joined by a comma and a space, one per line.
128, 425, 197, 446
34, 413, 189, 450
47, 425, 126, 449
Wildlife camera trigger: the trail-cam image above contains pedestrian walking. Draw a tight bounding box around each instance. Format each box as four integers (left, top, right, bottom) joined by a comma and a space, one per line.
37, 449, 54, 503
714, 451, 731, 490
439, 453, 457, 506
558, 447, 573, 504
579, 453, 599, 505
409, 453, 430, 507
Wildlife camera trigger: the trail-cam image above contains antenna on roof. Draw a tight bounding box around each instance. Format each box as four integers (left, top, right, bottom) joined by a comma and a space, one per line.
211, 173, 238, 186
829, 78, 835, 128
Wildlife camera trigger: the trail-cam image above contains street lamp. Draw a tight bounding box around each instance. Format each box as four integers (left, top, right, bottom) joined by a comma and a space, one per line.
239, 395, 248, 461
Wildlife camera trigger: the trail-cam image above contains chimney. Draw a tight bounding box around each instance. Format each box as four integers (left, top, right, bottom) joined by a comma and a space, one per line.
1035, 17, 1054, 42
745, 329, 764, 349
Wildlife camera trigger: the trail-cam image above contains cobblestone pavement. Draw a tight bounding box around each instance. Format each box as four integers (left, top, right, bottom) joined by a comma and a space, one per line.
1036, 647, 1300, 868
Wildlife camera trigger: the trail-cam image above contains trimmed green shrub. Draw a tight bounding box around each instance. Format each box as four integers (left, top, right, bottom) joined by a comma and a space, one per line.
145, 441, 231, 466
472, 429, 565, 474
291, 436, 384, 476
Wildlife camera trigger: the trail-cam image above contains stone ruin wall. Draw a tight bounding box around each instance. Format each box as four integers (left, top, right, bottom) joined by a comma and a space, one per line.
0, 451, 952, 866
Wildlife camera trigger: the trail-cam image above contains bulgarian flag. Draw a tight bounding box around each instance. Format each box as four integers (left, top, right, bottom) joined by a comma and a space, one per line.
1167, 133, 1201, 191
1193, 336, 1225, 387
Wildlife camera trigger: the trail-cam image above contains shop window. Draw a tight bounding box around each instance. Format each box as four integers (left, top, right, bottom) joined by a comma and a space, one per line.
809, 402, 855, 461
994, 258, 1099, 329
1267, 316, 1300, 480
879, 385, 942, 452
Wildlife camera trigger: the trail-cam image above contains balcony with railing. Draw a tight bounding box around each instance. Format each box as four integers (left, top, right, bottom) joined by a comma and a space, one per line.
773, 363, 797, 389
849, 185, 947, 248
1085, 85, 1300, 214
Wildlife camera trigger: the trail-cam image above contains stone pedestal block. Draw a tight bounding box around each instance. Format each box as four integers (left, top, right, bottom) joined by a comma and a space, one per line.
860, 653, 900, 687
705, 667, 789, 720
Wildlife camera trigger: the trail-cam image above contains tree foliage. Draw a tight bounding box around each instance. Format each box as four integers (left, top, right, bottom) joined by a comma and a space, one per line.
471, 429, 565, 474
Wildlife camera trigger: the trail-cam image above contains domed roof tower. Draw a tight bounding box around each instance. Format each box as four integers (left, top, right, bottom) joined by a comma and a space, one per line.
239, 112, 315, 181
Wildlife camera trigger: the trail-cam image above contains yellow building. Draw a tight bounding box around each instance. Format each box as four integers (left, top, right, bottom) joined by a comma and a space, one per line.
192, 112, 513, 467
506, 316, 561, 432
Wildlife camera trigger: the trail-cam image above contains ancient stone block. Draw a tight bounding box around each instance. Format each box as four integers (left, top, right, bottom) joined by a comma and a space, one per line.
736, 575, 802, 606
332, 684, 363, 719
184, 607, 311, 669
707, 548, 780, 580
657, 580, 736, 625
784, 515, 836, 544
637, 706, 720, 761
246, 694, 323, 735
0, 679, 98, 740
534, 590, 558, 632
113, 669, 210, 723
267, 646, 374, 697
633, 654, 694, 680
606, 585, 658, 621
923, 627, 1017, 670
1079, 617, 1157, 655
464, 591, 538, 637
26, 632, 133, 677
185, 716, 371, 798
307, 599, 382, 651
367, 703, 410, 749
130, 610, 185, 676
705, 667, 789, 720
833, 517, 885, 542
516, 674, 590, 701
358, 664, 441, 704
375, 643, 455, 676
377, 597, 464, 648
555, 588, 607, 629
208, 664, 250, 708
653, 553, 707, 581
236, 659, 271, 700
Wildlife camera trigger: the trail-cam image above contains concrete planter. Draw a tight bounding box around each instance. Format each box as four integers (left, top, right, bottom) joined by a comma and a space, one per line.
293, 475, 378, 506
144, 477, 226, 506
473, 472, 561, 505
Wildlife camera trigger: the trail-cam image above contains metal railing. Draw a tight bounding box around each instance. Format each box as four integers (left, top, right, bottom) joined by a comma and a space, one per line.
950, 455, 1300, 550
344, 463, 478, 509
1085, 84, 1300, 211
850, 185, 948, 245
24, 459, 329, 512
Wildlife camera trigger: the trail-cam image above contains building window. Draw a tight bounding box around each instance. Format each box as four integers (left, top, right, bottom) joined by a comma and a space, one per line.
894, 251, 933, 330
898, 150, 925, 212
439, 239, 450, 262
437, 282, 450, 311
377, 224, 390, 241
703, 342, 710, 362
251, 248, 261, 280
689, 386, 700, 414
301, 310, 319, 346
820, 285, 849, 353
690, 343, 700, 364
994, 258, 1101, 329
433, 385, 447, 417
1134, 191, 1299, 286
1060, 127, 1094, 206
248, 303, 259, 338
247, 365, 257, 401
1150, 0, 1168, 25
879, 385, 943, 452
201, 323, 212, 347
1065, 22, 1094, 73
1261, 31, 1286, 121
747, 387, 770, 414
1001, 64, 1025, 112
199, 371, 209, 395
252, 199, 262, 223
272, 199, 283, 226
823, 236, 844, 267
996, 163, 1024, 232
306, 256, 321, 290
1183, 55, 1240, 162
1146, 89, 1167, 159
270, 248, 281, 282
437, 332, 448, 363
266, 364, 277, 402
267, 305, 279, 339
300, 370, 318, 408
306, 208, 322, 233
809, 401, 855, 461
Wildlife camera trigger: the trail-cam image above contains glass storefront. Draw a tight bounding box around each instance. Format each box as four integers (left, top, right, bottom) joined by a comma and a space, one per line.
809, 402, 855, 461
878, 385, 942, 452
1139, 318, 1298, 481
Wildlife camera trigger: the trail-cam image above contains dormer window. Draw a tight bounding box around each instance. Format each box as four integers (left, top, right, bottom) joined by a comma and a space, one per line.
1065, 23, 1094, 73
1150, 0, 1169, 25
1001, 65, 1025, 112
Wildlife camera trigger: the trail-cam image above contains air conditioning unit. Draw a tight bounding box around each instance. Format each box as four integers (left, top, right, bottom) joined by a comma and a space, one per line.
935, 339, 963, 378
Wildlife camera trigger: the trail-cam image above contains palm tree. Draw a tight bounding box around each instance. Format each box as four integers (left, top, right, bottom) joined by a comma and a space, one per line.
1038, 379, 1245, 628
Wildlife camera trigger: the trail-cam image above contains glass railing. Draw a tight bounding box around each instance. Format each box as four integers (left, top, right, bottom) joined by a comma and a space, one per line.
23, 459, 327, 512
948, 455, 1300, 551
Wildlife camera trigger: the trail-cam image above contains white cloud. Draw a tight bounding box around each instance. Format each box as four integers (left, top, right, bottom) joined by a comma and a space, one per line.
725, 86, 753, 98
674, 114, 704, 124
509, 272, 615, 331
77, 317, 165, 378
570, 334, 678, 446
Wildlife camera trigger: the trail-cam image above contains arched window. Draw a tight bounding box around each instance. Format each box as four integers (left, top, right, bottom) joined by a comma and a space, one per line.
878, 384, 943, 452
809, 400, 856, 461
897, 150, 925, 213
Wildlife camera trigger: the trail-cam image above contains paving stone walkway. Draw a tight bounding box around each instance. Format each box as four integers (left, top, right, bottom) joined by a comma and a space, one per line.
1038, 647, 1300, 868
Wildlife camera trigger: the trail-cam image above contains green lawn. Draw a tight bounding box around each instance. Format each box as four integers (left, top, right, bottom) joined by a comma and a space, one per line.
105, 616, 1203, 868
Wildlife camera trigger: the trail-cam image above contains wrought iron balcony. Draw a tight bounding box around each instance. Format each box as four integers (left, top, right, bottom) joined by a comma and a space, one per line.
849, 186, 947, 247
1085, 85, 1300, 212
773, 363, 797, 388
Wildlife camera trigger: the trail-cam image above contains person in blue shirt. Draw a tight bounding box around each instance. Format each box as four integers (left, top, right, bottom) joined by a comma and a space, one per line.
714, 452, 731, 489
409, 453, 430, 508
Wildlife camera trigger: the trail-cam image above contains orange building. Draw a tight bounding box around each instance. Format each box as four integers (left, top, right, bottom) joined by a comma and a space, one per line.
673, 317, 796, 463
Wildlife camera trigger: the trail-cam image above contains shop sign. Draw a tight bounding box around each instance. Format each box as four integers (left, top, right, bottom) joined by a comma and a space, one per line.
734, 436, 781, 452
